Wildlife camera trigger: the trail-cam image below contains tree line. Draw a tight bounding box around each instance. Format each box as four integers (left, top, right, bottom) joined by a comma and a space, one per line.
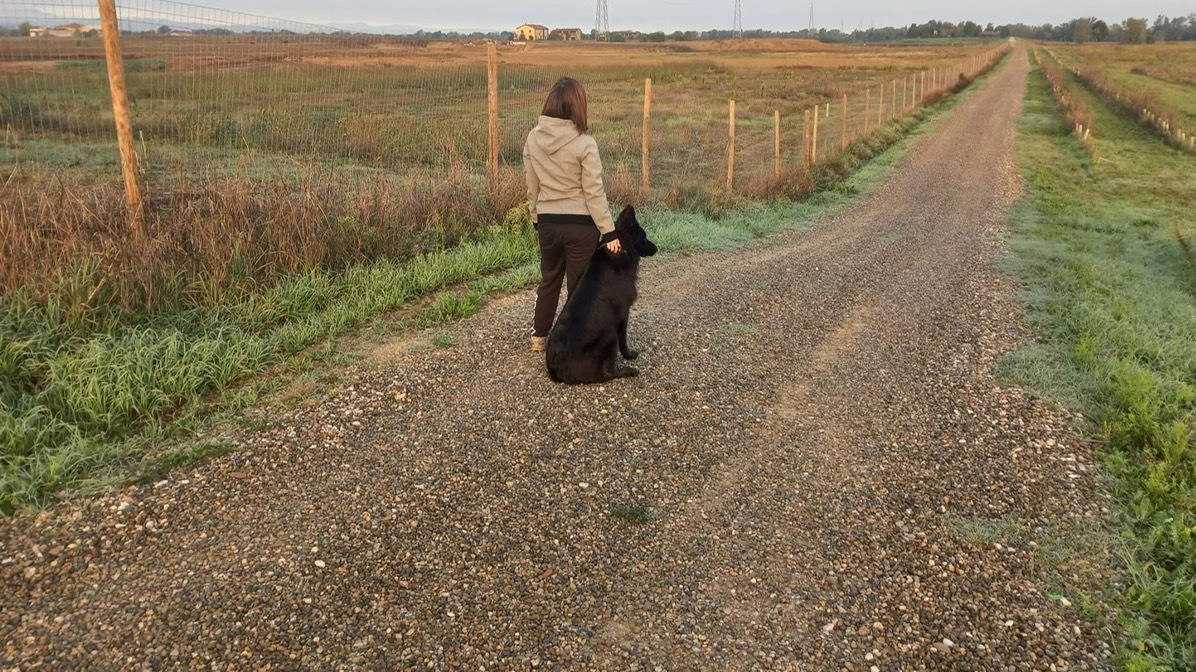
389, 15, 1196, 44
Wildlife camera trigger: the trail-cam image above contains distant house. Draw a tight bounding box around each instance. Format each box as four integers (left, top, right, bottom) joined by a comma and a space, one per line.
514, 23, 549, 41
31, 23, 100, 37
550, 28, 583, 41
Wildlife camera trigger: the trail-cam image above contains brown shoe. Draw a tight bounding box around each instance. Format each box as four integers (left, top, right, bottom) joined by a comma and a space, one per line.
530, 336, 547, 353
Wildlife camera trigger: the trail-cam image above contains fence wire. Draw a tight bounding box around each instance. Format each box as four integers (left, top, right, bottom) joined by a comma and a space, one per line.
2, 0, 1005, 206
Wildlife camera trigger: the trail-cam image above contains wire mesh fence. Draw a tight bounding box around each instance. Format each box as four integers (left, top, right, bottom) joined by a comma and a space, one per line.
1, 0, 1010, 311
3, 2, 1006, 189
2, 0, 493, 181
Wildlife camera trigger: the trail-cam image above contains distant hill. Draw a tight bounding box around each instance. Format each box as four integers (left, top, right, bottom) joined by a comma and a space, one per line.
327, 22, 423, 36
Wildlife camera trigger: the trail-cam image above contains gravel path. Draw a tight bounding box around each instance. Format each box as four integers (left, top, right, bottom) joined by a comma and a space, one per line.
2, 47, 1113, 671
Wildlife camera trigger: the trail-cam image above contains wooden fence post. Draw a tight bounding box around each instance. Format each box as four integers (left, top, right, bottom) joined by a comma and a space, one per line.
803, 108, 811, 166
773, 110, 781, 178
920, 71, 926, 103
903, 76, 908, 111
97, 0, 143, 219
641, 77, 652, 196
811, 103, 820, 165
727, 99, 735, 191
486, 42, 499, 191
877, 85, 883, 126
891, 80, 897, 118
840, 93, 848, 151
863, 88, 872, 135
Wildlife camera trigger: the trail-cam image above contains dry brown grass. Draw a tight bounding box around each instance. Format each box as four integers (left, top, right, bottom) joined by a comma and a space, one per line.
739, 164, 815, 201
602, 161, 646, 207
0, 34, 990, 73
0, 165, 525, 315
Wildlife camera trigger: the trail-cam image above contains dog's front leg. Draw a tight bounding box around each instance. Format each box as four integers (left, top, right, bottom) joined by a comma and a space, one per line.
617, 319, 639, 360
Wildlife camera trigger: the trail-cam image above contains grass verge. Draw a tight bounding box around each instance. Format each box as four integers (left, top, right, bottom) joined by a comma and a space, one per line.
1003, 54, 1196, 670
0, 51, 1007, 515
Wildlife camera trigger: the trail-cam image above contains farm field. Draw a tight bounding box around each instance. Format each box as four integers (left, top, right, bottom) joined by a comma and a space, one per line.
2, 36, 994, 184
1048, 42, 1196, 134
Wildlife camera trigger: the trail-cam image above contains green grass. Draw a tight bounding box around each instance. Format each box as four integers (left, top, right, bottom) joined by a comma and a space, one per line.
1004, 56, 1196, 671
57, 58, 168, 72
612, 504, 652, 525
0, 225, 540, 512
0, 51, 1004, 515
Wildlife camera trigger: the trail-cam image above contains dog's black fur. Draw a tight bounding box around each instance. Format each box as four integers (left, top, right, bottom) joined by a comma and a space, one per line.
545, 206, 657, 384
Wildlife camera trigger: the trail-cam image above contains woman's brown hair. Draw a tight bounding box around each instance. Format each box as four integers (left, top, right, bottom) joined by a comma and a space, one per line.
541, 77, 589, 133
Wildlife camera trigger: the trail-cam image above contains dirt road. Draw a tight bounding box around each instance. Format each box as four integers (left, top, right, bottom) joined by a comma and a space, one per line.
2, 47, 1112, 670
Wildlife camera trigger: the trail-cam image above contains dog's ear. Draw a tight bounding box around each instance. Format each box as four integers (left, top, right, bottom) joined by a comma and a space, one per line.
616, 205, 636, 228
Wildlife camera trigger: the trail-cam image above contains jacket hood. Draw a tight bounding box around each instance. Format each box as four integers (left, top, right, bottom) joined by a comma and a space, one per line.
529, 115, 582, 155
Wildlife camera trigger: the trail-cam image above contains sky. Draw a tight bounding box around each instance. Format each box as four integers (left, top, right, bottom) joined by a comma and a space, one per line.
219, 1, 1194, 32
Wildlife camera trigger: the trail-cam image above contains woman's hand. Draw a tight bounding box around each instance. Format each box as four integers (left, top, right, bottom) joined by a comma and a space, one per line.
606, 238, 623, 254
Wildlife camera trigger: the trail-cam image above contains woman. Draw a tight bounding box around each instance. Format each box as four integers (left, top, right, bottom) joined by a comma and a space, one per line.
524, 77, 622, 353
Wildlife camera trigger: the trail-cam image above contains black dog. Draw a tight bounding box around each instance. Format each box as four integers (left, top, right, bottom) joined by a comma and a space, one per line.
546, 206, 658, 384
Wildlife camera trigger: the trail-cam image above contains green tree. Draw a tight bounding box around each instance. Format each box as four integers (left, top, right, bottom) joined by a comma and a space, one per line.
1092, 20, 1110, 41
17, 22, 33, 36
157, 25, 171, 34
1072, 18, 1093, 43
1123, 17, 1148, 43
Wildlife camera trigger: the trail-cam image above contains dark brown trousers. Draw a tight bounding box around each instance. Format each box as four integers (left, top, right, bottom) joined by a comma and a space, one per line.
534, 220, 599, 336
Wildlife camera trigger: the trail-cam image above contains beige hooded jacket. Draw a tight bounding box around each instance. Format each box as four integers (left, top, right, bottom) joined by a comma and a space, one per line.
523, 115, 615, 238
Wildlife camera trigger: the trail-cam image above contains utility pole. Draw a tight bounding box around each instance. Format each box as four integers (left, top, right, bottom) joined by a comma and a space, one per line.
808, 2, 814, 37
